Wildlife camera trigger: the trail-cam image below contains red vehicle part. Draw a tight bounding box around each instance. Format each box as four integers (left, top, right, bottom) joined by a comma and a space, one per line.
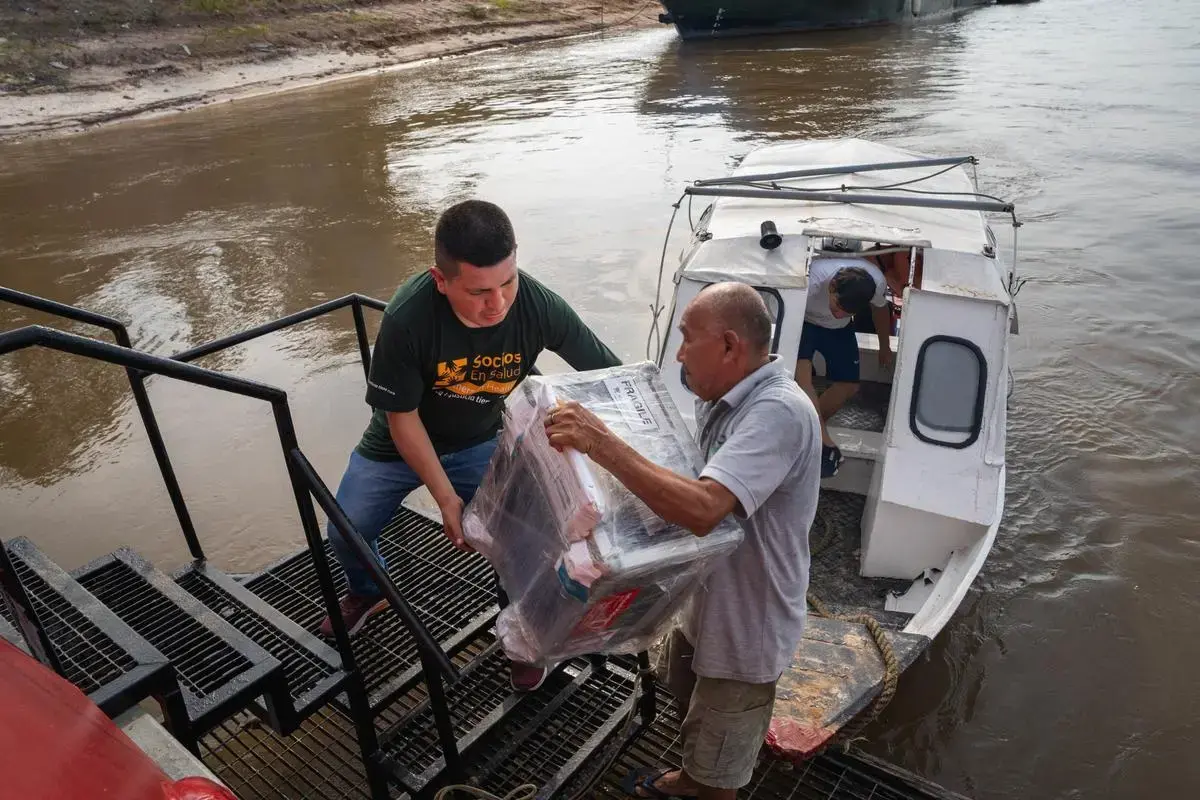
0, 638, 237, 799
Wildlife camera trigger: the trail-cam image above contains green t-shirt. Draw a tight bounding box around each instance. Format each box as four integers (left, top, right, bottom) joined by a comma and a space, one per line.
356, 270, 621, 459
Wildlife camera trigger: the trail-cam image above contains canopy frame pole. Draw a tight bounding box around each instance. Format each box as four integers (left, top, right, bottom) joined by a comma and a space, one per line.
692, 156, 976, 187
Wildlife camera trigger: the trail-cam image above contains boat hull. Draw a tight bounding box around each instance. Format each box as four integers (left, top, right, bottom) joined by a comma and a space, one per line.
658, 0, 991, 39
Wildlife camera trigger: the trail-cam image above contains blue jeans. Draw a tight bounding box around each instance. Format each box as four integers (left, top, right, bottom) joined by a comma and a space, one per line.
328, 438, 499, 598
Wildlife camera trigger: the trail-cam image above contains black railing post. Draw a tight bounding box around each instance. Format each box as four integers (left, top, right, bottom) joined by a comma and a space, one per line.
350, 299, 373, 380
425, 665, 462, 779
269, 409, 388, 800
0, 542, 63, 674
636, 650, 658, 726
0, 288, 203, 561
289, 449, 458, 680
125, 371, 205, 562
288, 447, 464, 784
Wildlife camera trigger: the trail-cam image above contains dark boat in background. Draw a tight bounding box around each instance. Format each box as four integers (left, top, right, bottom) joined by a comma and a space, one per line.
657, 0, 993, 39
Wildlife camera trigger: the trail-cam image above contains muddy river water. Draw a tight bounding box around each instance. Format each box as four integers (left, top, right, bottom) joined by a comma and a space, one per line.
2, 0, 1198, 796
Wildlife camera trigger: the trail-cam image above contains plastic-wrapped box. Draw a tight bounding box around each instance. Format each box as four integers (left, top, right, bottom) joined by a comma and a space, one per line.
463, 362, 744, 666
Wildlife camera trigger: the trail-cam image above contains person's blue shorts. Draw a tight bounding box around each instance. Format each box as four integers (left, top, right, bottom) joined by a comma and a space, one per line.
798, 321, 860, 383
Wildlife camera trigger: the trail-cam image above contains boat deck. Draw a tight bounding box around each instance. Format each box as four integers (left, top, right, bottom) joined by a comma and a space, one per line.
809, 490, 913, 626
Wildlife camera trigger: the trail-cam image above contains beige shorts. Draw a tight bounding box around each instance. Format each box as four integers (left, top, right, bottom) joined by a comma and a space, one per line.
662, 629, 777, 790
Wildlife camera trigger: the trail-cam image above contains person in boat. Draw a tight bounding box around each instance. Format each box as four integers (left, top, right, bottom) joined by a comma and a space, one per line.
852, 244, 920, 336
319, 199, 621, 693
795, 243, 893, 478
544, 282, 820, 800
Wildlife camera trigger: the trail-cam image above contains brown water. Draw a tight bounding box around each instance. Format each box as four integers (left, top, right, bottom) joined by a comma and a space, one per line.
2, 0, 1199, 795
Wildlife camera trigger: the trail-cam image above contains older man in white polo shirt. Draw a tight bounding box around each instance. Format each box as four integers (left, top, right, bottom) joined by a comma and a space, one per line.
545, 282, 821, 800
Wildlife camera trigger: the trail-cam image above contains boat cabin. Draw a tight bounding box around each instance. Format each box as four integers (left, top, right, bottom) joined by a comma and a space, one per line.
653, 138, 1017, 634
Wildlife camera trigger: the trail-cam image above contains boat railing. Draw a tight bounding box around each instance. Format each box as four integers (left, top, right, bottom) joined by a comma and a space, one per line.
683, 184, 1015, 215
691, 155, 978, 187
0, 321, 464, 782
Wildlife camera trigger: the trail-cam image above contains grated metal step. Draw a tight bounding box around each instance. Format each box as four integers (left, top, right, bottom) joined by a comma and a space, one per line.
464, 656, 641, 799
377, 641, 576, 795
816, 377, 892, 433
3, 537, 185, 724
245, 506, 499, 713
73, 547, 287, 741
175, 562, 349, 736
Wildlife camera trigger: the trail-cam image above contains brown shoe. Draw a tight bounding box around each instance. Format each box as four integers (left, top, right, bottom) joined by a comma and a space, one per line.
510, 660, 553, 692
318, 594, 387, 639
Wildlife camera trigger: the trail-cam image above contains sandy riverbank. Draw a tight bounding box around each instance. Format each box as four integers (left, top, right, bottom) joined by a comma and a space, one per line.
0, 0, 659, 141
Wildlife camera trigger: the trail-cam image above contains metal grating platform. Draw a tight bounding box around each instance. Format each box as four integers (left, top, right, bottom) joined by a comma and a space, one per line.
380, 643, 523, 787
81, 559, 253, 696
246, 507, 499, 711
376, 639, 599, 794
200, 708, 374, 800
198, 644, 965, 800
471, 659, 639, 798
586, 694, 965, 800
10, 555, 135, 693
817, 377, 892, 434
176, 564, 349, 736
74, 548, 285, 739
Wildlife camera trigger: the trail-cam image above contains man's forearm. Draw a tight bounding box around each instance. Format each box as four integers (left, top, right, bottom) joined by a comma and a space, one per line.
387, 411, 456, 505
872, 305, 893, 347
590, 434, 729, 536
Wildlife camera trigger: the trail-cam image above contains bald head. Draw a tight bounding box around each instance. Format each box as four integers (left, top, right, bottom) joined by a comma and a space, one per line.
676, 282, 773, 401
694, 282, 772, 357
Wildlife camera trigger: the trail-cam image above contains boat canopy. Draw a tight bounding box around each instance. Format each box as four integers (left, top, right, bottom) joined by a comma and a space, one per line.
693, 138, 1000, 257
677, 234, 811, 289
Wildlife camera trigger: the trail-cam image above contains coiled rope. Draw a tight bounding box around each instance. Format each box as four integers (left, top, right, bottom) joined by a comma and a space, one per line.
804, 504, 901, 751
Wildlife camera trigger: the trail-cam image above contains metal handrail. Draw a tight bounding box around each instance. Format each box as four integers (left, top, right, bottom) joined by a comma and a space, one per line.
0, 287, 202, 560
0, 314, 471, 796
0, 325, 459, 685
289, 448, 462, 769
171, 294, 387, 382
290, 448, 458, 681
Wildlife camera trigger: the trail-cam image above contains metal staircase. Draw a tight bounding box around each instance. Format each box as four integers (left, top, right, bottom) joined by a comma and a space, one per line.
173, 562, 348, 735
70, 548, 291, 747
244, 508, 500, 714
0, 290, 652, 800
0, 285, 973, 800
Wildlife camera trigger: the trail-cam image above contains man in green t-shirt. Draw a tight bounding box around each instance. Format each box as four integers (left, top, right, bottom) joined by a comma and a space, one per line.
320, 199, 621, 692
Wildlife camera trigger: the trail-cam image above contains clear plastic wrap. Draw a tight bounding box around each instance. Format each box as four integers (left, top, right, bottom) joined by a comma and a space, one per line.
463, 362, 744, 666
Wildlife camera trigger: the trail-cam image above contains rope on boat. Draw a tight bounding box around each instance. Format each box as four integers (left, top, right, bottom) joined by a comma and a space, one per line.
645, 194, 686, 362
805, 505, 901, 751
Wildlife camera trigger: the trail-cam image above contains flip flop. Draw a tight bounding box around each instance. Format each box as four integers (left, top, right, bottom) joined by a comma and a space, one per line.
619, 766, 698, 800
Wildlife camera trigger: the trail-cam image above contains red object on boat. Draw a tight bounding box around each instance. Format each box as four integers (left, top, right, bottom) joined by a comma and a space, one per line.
0, 638, 238, 799
164, 777, 241, 799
